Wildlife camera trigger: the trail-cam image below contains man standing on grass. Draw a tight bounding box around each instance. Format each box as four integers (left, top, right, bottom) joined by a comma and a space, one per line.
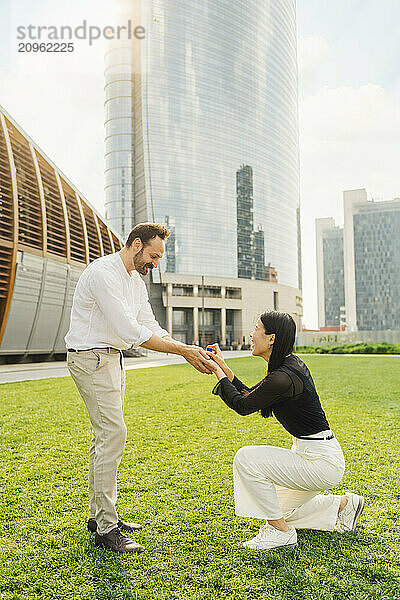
65, 222, 213, 554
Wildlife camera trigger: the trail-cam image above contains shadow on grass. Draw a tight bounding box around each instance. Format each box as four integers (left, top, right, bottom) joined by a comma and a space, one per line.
84, 537, 140, 600
80, 527, 400, 600
238, 528, 400, 596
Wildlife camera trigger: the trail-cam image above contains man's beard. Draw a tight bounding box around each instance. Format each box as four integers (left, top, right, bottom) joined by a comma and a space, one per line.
133, 249, 153, 275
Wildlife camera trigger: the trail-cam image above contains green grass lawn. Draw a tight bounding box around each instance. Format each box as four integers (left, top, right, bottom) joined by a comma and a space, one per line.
0, 355, 399, 600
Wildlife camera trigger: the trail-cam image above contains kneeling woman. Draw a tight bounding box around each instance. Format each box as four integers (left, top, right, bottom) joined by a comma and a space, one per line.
207, 311, 364, 550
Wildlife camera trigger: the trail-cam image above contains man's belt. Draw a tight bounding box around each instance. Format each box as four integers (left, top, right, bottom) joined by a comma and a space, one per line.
67, 347, 120, 352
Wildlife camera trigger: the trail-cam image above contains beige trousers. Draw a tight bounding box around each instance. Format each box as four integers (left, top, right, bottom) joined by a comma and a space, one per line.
233, 432, 346, 531
67, 347, 126, 535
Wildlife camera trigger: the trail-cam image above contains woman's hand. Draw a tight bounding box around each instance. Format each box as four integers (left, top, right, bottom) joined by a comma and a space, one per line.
206, 343, 235, 381
206, 343, 225, 366
207, 356, 227, 380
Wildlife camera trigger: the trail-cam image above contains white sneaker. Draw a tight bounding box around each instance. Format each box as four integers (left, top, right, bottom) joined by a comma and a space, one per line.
243, 524, 297, 550
335, 492, 365, 532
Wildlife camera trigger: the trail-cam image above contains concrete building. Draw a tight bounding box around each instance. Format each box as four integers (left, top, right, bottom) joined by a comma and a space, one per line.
0, 105, 123, 359
316, 189, 400, 332
104, 0, 303, 343
343, 188, 368, 331
150, 272, 303, 347
315, 218, 345, 329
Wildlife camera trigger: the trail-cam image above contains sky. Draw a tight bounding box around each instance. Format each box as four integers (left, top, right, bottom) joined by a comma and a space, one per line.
0, 0, 399, 328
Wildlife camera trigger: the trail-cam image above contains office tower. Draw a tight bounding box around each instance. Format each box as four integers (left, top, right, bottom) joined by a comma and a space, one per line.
236, 164, 278, 282
316, 189, 400, 332
254, 226, 267, 281
343, 188, 368, 331
315, 218, 345, 329
105, 0, 302, 343
164, 215, 177, 273
0, 105, 123, 358
236, 164, 254, 280
351, 196, 400, 330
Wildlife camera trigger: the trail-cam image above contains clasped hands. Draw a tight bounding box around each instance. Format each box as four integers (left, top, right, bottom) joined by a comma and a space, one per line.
182, 343, 226, 378
205, 344, 227, 380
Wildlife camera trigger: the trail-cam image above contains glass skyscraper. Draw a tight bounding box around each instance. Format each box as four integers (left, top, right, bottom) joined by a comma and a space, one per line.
353, 201, 400, 330
316, 217, 345, 329
105, 0, 300, 288
322, 228, 345, 327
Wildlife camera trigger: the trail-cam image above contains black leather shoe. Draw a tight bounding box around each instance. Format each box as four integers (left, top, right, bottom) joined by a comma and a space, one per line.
87, 518, 97, 533
87, 517, 143, 533
94, 527, 145, 554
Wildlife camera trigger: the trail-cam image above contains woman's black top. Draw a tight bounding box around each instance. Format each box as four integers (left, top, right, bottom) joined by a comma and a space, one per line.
212, 354, 330, 438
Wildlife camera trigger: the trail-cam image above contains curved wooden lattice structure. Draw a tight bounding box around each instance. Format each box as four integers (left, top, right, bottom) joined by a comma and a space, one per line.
0, 105, 124, 355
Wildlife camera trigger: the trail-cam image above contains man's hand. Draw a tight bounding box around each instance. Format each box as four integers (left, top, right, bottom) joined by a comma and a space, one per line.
181, 345, 214, 374
142, 335, 213, 373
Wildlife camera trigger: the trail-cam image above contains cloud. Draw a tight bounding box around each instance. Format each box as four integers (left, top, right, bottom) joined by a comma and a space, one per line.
301, 83, 400, 141
300, 83, 400, 198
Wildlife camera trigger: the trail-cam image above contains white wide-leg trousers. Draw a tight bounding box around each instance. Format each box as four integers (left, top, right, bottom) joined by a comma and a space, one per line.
233, 432, 346, 531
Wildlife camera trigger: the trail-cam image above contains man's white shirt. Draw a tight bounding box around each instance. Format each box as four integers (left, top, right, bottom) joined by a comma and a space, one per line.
64, 251, 169, 350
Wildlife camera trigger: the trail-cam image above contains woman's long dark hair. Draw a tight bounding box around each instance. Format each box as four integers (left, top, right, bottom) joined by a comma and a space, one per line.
258, 311, 296, 418
260, 310, 296, 373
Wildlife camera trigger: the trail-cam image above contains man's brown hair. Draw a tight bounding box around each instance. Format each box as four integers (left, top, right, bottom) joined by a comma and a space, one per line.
125, 222, 170, 248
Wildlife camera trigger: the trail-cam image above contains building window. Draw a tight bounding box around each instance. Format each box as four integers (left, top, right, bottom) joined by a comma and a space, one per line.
201, 310, 213, 326
172, 285, 193, 296
225, 287, 241, 299
173, 310, 186, 326
199, 309, 220, 327
198, 286, 221, 298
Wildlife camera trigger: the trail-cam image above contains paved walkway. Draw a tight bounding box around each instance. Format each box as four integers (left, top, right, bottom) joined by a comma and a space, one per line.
0, 351, 252, 384
1, 351, 398, 385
